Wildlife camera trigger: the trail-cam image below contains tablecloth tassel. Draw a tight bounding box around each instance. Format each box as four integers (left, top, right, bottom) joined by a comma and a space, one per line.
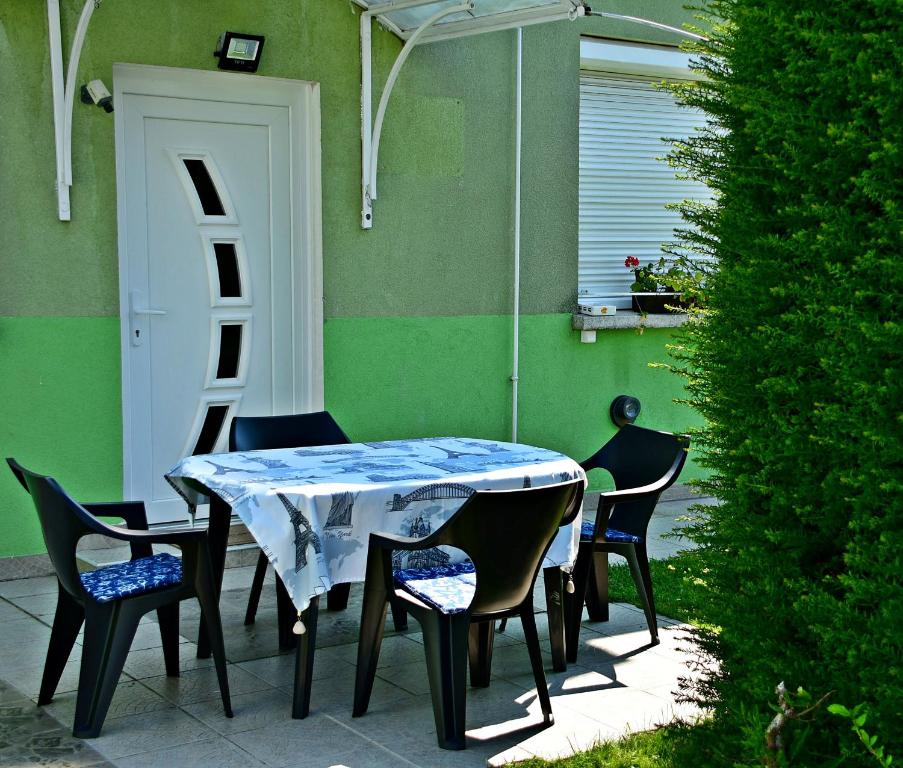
293, 611, 306, 635
565, 574, 575, 594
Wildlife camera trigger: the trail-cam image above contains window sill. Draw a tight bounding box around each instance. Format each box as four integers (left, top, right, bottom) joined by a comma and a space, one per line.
572, 311, 688, 342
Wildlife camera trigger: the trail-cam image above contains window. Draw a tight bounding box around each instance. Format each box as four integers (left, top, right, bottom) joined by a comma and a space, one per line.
578, 39, 710, 308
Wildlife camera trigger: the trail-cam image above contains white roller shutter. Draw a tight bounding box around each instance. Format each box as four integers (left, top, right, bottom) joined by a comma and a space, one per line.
578, 73, 710, 307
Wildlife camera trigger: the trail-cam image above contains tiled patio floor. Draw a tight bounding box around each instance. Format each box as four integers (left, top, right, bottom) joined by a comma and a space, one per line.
0, 497, 705, 767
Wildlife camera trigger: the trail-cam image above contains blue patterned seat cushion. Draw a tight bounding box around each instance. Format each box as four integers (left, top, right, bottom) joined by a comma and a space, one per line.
394, 561, 476, 614
80, 553, 183, 603
580, 521, 643, 544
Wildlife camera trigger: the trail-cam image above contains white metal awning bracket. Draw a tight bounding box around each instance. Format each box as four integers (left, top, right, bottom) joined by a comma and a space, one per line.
360, 0, 474, 229
47, 0, 101, 221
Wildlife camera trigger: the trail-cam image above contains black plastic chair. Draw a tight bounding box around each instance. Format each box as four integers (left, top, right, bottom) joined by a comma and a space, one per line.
6, 458, 232, 738
230, 411, 356, 647
564, 424, 689, 659
353, 479, 584, 750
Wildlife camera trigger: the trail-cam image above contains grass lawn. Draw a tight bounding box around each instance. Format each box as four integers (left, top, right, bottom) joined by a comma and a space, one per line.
517, 546, 717, 767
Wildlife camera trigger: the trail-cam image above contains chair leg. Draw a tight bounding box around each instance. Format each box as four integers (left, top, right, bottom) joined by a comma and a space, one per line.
157, 603, 180, 677
353, 588, 389, 717
585, 550, 609, 622
244, 550, 269, 626
625, 545, 658, 644
196, 559, 233, 718
497, 618, 508, 633
543, 567, 567, 672
74, 602, 140, 738
276, 576, 298, 651
39, 584, 84, 705
291, 596, 319, 719
421, 612, 469, 750
467, 620, 494, 688
564, 540, 593, 663
389, 598, 408, 632
521, 607, 553, 726
326, 583, 351, 611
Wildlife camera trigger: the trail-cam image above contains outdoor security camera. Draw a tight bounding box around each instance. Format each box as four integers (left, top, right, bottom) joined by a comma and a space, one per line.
80, 79, 113, 113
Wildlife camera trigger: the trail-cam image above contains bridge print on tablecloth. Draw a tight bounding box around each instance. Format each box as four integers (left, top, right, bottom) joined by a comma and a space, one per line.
277, 493, 323, 571
392, 515, 452, 571
388, 481, 475, 512
388, 481, 475, 571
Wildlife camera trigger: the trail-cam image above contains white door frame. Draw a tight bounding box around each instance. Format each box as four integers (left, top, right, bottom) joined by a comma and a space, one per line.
113, 63, 323, 502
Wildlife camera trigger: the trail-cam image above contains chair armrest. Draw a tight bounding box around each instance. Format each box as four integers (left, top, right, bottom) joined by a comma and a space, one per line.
597, 481, 666, 507
92, 524, 208, 547
82, 501, 149, 531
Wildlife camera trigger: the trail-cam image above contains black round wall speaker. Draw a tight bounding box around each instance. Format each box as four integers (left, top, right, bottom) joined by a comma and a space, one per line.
610, 395, 641, 427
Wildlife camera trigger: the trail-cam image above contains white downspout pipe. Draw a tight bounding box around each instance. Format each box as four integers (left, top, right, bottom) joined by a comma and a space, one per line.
511, 27, 523, 444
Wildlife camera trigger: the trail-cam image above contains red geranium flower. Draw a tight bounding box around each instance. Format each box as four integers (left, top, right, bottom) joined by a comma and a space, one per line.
624, 256, 640, 269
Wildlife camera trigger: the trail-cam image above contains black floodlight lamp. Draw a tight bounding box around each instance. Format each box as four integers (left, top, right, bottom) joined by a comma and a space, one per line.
215, 32, 265, 73
610, 395, 641, 427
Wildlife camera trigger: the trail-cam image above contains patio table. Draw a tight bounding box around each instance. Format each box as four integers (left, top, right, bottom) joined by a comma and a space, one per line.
166, 436, 586, 716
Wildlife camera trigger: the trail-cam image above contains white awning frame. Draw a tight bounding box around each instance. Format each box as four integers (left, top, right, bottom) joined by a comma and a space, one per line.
359, 0, 586, 228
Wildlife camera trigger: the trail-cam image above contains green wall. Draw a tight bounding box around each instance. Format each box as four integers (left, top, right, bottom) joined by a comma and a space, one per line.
1, 0, 702, 558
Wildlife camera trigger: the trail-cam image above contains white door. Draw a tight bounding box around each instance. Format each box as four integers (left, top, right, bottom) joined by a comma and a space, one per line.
114, 65, 323, 523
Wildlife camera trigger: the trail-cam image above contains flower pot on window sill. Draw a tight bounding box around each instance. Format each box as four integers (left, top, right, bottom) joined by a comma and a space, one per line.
631, 291, 689, 314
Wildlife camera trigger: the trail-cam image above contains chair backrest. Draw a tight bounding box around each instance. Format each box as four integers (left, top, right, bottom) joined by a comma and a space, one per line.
6, 459, 116, 601
580, 424, 689, 538
430, 480, 584, 616
229, 411, 351, 452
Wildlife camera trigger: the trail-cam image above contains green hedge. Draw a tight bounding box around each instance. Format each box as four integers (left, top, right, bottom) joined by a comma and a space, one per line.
667, 0, 902, 764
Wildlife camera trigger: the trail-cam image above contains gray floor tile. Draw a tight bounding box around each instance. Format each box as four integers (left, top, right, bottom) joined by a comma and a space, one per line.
8, 658, 83, 701
113, 737, 267, 768
0, 599, 31, 623
142, 664, 271, 706
332, 679, 556, 767
42, 680, 171, 726
86, 707, 220, 760
236, 645, 356, 689
7, 591, 61, 618
0, 576, 59, 600
123, 641, 215, 679
228, 713, 413, 768
281, 669, 410, 715
183, 687, 293, 735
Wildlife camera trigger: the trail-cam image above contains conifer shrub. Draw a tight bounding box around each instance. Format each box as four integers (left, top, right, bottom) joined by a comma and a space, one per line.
664, 0, 902, 763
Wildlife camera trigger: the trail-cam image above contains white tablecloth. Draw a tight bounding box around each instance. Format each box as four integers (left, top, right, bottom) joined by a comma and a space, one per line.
166, 437, 586, 612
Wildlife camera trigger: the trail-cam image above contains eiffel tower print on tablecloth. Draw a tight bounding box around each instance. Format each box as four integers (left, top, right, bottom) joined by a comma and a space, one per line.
277, 493, 323, 572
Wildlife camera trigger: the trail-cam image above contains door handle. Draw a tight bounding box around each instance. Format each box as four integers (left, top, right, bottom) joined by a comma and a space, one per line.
129, 290, 167, 347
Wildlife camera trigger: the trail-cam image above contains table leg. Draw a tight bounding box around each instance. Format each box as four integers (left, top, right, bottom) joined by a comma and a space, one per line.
326, 583, 351, 611
291, 596, 319, 719
197, 495, 231, 659
544, 566, 567, 672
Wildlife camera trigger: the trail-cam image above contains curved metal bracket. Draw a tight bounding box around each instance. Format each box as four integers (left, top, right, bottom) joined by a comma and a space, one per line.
360, 0, 473, 229
47, 0, 100, 221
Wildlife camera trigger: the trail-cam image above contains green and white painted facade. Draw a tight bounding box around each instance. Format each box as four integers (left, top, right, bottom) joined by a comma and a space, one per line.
1, 0, 703, 559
